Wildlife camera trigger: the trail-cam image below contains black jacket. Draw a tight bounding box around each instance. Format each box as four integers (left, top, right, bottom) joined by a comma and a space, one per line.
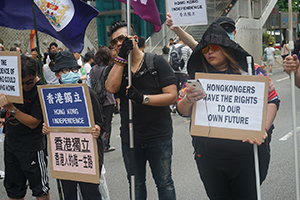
187, 22, 255, 79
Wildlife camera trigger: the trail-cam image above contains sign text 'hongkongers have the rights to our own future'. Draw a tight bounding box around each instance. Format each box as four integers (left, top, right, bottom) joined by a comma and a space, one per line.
191, 73, 268, 142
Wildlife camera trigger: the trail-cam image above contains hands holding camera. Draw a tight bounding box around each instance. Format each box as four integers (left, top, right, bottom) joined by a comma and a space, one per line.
118, 37, 133, 59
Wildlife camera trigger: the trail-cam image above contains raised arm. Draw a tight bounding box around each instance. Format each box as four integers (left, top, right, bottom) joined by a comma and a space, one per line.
166, 13, 198, 50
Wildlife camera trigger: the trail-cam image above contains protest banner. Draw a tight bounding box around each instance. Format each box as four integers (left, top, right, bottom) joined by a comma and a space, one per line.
37, 83, 95, 133
38, 83, 99, 183
0, 51, 23, 103
190, 73, 269, 142
167, 0, 207, 26
49, 132, 99, 184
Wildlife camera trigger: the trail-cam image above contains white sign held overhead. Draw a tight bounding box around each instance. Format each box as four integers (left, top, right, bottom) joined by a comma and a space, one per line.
168, 0, 207, 27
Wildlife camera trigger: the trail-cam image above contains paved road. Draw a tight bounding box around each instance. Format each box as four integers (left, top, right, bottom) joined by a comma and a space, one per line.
2, 64, 300, 199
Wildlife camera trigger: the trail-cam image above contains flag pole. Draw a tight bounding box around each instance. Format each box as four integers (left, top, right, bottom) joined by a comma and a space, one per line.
288, 0, 299, 199
247, 56, 261, 200
31, 0, 44, 84
126, 0, 135, 199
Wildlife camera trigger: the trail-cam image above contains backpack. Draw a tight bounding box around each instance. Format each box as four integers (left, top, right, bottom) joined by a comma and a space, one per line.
169, 44, 185, 71
132, 53, 160, 88
90, 66, 107, 104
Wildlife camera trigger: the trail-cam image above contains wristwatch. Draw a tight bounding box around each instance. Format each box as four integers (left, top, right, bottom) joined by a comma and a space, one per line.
10, 107, 18, 116
143, 95, 150, 105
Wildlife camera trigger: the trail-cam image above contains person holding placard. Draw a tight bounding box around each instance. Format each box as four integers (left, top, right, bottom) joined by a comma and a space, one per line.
0, 55, 50, 200
105, 21, 177, 200
176, 22, 280, 199
283, 54, 300, 88
42, 51, 105, 200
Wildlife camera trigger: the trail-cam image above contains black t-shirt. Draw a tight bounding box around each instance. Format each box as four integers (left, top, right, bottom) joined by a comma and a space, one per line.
4, 80, 45, 152
105, 54, 176, 144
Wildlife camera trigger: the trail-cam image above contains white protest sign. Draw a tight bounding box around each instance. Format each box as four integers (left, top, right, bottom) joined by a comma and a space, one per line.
190, 73, 269, 142
195, 79, 264, 131
49, 132, 100, 184
0, 51, 23, 103
167, 0, 207, 26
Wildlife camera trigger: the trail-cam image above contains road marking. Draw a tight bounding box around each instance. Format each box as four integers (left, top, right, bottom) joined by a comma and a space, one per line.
276, 76, 289, 82
279, 127, 300, 141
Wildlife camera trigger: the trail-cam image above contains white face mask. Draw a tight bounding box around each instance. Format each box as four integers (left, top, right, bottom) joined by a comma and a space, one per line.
227, 32, 234, 41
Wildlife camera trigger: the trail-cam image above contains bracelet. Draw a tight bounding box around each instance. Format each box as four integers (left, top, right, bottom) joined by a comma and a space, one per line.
115, 56, 127, 63
184, 95, 193, 104
114, 60, 126, 66
114, 57, 127, 65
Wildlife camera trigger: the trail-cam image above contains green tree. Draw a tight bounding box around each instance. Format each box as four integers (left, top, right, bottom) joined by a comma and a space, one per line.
276, 0, 300, 17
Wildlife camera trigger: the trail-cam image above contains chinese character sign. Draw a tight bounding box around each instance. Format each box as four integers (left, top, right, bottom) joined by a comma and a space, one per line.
0, 51, 23, 103
168, 0, 207, 27
49, 132, 99, 184
38, 84, 95, 133
190, 73, 268, 142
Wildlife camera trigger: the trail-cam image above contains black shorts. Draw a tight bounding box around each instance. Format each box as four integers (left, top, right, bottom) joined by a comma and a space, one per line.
4, 143, 50, 199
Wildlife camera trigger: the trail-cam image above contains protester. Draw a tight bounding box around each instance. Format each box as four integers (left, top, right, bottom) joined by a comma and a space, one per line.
163, 38, 176, 54
45, 42, 59, 64
1, 55, 50, 200
31, 47, 39, 60
105, 21, 177, 199
43, 50, 59, 85
283, 54, 300, 88
83, 51, 94, 85
42, 51, 105, 200
90, 46, 116, 152
176, 22, 280, 200
49, 42, 59, 52
137, 36, 146, 52
168, 38, 192, 91
168, 37, 192, 113
281, 39, 289, 60
264, 42, 276, 75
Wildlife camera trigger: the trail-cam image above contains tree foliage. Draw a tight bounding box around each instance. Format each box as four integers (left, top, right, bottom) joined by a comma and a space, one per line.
276, 0, 300, 13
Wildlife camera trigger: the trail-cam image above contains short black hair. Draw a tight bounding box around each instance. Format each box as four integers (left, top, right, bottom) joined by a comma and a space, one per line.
21, 55, 38, 78
31, 47, 38, 52
138, 36, 146, 48
49, 42, 58, 49
109, 21, 136, 36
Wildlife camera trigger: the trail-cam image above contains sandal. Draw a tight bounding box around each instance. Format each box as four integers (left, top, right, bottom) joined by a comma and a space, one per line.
104, 146, 116, 152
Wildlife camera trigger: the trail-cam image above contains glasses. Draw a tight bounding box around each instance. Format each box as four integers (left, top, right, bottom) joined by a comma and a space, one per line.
60, 67, 79, 74
201, 44, 220, 54
110, 34, 126, 46
22, 79, 34, 85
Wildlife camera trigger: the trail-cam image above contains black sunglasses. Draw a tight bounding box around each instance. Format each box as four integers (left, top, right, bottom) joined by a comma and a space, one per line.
110, 34, 126, 46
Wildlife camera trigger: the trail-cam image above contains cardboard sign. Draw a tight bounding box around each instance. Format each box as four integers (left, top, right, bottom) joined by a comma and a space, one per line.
190, 73, 269, 142
0, 51, 23, 103
37, 83, 95, 133
167, 0, 207, 27
49, 132, 99, 184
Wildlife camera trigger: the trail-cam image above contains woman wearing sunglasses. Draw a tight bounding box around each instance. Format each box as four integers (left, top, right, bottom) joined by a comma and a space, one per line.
176, 22, 280, 199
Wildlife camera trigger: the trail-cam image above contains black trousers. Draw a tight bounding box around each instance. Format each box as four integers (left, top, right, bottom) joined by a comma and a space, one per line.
103, 104, 114, 149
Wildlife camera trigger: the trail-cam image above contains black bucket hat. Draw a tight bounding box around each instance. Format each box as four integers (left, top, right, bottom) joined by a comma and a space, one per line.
187, 22, 254, 79
53, 51, 81, 72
